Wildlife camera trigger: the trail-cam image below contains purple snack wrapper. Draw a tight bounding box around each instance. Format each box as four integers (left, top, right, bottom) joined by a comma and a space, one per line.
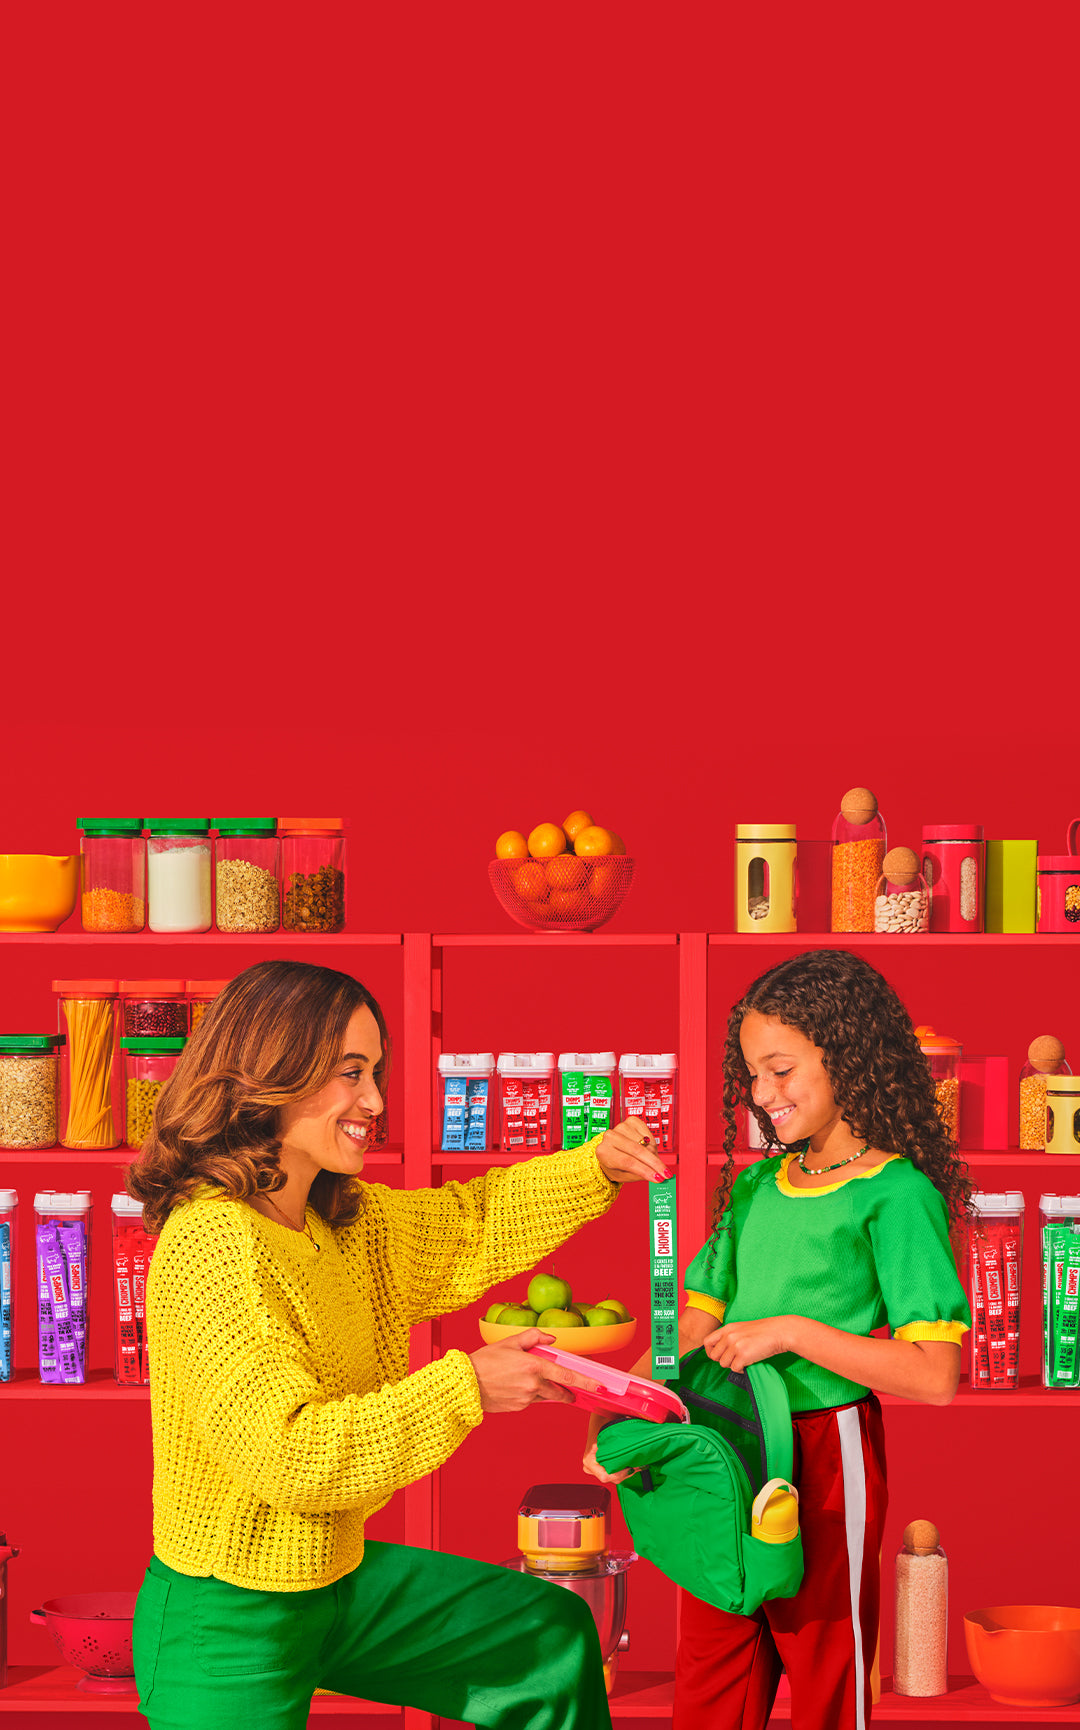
44, 1241, 82, 1384
36, 1223, 61, 1384
57, 1221, 87, 1373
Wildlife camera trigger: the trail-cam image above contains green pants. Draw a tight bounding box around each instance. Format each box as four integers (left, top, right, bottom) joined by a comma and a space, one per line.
133, 1543, 611, 1729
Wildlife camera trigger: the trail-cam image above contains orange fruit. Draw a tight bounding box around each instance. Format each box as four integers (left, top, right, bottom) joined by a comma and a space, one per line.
528, 822, 567, 859
588, 860, 619, 899
549, 887, 587, 916
562, 810, 594, 845
606, 831, 627, 855
514, 861, 549, 902
574, 825, 614, 857
546, 854, 587, 891
495, 830, 529, 860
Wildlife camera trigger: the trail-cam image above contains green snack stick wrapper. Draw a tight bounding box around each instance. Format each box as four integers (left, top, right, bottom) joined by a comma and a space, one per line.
586, 1074, 613, 1139
561, 1071, 586, 1150
650, 1175, 678, 1379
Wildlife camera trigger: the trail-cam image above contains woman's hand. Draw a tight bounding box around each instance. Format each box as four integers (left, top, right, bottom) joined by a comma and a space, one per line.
703, 1317, 792, 1370
595, 1117, 669, 1185
469, 1329, 602, 1413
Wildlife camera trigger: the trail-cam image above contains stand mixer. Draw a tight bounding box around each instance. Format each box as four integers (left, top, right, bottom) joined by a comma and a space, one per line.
501, 1483, 636, 1694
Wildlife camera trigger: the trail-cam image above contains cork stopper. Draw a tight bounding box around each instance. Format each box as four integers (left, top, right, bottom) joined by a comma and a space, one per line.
841, 787, 878, 825
1028, 1034, 1066, 1073
883, 846, 919, 886
903, 1519, 940, 1556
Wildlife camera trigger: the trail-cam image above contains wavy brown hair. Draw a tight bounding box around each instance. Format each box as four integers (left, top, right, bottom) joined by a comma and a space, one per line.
126, 959, 390, 1235
712, 949, 974, 1233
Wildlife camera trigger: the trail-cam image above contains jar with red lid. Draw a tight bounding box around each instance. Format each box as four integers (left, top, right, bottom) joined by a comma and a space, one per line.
120, 980, 188, 1039
279, 819, 346, 933
916, 1026, 962, 1142
1037, 820, 1080, 933
187, 979, 229, 1032
78, 819, 145, 933
831, 788, 887, 933
921, 825, 985, 933
53, 981, 122, 1150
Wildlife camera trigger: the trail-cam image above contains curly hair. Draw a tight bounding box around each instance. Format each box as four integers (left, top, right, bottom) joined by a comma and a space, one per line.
712, 949, 974, 1233
126, 959, 390, 1236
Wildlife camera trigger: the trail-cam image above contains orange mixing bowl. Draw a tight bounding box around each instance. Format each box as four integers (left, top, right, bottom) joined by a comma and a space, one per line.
0, 855, 78, 932
964, 1604, 1080, 1707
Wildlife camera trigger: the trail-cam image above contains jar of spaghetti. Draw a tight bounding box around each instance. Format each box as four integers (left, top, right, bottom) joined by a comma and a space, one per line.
146, 820, 212, 933
53, 981, 122, 1150
916, 1027, 962, 1142
873, 847, 930, 933
921, 824, 985, 933
1046, 1075, 1080, 1158
120, 980, 188, 1039
1020, 1036, 1071, 1150
831, 788, 886, 933
0, 1036, 64, 1149
279, 819, 346, 933
213, 819, 280, 933
78, 819, 146, 933
122, 1037, 185, 1148
33, 1190, 92, 1384
187, 979, 229, 1032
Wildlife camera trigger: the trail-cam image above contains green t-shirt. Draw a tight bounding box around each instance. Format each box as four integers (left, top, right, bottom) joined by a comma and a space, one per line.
684, 1153, 971, 1411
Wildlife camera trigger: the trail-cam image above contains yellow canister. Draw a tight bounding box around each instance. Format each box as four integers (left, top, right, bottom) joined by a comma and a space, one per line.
517, 1511, 607, 1573
1045, 1076, 1080, 1156
735, 825, 797, 934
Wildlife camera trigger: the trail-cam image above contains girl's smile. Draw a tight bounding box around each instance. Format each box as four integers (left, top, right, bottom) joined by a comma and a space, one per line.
740, 1010, 851, 1154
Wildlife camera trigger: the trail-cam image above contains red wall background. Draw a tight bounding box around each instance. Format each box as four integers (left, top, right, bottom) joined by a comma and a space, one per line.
2, 2, 1079, 1714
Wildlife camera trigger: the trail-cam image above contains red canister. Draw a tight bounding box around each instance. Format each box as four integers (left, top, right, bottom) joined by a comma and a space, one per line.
921, 825, 985, 933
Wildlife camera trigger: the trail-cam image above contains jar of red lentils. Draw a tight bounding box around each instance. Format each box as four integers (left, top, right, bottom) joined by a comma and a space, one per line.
831, 788, 887, 933
78, 819, 146, 934
279, 819, 346, 933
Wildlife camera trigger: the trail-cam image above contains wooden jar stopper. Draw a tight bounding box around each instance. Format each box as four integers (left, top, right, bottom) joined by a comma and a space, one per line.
1028, 1034, 1066, 1073
903, 1519, 940, 1556
883, 846, 919, 886
841, 787, 878, 825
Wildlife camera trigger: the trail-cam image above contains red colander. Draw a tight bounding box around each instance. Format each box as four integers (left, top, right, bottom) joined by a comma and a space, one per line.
30, 1592, 138, 1695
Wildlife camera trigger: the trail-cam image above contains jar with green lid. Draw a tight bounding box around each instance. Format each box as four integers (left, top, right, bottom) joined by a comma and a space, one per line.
122, 1037, 186, 1148
0, 1036, 65, 1149
78, 819, 146, 933
146, 821, 212, 933
213, 820, 280, 933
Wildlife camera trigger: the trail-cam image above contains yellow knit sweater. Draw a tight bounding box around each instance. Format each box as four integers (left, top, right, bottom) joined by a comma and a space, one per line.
146, 1140, 616, 1590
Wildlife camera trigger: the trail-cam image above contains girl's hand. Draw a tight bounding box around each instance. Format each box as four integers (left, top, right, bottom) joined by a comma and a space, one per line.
704, 1317, 793, 1370
582, 1439, 634, 1486
595, 1118, 669, 1185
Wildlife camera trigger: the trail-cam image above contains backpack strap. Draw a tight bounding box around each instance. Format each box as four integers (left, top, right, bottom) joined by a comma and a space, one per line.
673, 1352, 794, 1491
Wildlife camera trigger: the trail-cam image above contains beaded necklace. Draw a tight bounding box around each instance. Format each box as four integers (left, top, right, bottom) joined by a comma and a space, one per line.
795, 1140, 869, 1177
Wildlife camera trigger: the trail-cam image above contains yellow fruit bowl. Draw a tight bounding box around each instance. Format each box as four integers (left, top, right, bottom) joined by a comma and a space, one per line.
478, 1317, 637, 1355
0, 855, 78, 933
488, 857, 635, 934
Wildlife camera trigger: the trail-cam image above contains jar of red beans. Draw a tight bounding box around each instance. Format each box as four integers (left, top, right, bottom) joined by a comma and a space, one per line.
279, 819, 346, 933
120, 981, 189, 1039
78, 819, 146, 934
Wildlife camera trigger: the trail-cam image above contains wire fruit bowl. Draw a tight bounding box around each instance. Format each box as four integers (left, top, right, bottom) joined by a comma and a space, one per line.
30, 1592, 138, 1695
488, 856, 635, 934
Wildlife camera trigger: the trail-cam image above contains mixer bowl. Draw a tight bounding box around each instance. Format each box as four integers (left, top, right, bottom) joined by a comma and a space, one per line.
501, 1552, 636, 1662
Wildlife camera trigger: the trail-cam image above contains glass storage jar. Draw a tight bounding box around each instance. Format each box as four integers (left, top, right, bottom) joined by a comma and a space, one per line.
54, 980, 122, 1150
0, 1036, 64, 1149
1046, 1075, 1080, 1158
0, 1187, 18, 1382
1039, 1193, 1080, 1388
122, 1037, 186, 1148
187, 979, 229, 1032
894, 1521, 948, 1696
735, 824, 796, 933
1037, 825, 1080, 932
146, 820, 212, 933
873, 847, 930, 933
33, 1190, 92, 1384
1019, 1035, 1071, 1150
916, 1026, 962, 1141
279, 818, 346, 933
921, 824, 985, 933
120, 979, 188, 1039
831, 788, 886, 933
213, 819, 280, 933
78, 819, 146, 933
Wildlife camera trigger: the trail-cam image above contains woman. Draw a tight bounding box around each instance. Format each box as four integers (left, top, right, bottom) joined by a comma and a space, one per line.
127, 959, 664, 1730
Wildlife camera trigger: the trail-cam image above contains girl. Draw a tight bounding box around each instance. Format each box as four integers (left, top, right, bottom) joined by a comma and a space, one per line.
585, 949, 973, 1730
127, 959, 667, 1730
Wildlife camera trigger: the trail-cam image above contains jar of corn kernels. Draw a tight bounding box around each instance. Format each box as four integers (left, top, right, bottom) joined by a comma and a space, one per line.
916, 1026, 962, 1142
831, 788, 887, 933
1020, 1035, 1071, 1151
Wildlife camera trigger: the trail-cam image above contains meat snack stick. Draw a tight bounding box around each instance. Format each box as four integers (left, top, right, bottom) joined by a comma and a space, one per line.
131, 1230, 155, 1383
981, 1241, 1008, 1386
113, 1242, 139, 1384
1004, 1231, 1022, 1382
44, 1238, 82, 1384
0, 1222, 12, 1383
57, 1221, 87, 1375
968, 1237, 990, 1386
1054, 1237, 1080, 1388
36, 1223, 61, 1384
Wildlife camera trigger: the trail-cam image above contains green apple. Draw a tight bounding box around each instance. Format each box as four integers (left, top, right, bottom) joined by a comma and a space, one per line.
581, 1305, 621, 1327
537, 1308, 585, 1329
497, 1305, 538, 1326
527, 1273, 573, 1314
568, 1303, 587, 1318
596, 1297, 631, 1322
484, 1302, 509, 1322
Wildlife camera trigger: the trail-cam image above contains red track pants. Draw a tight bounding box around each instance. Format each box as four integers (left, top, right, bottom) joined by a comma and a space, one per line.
673, 1394, 888, 1730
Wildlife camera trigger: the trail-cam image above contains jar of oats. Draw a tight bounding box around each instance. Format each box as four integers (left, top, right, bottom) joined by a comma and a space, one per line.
916, 1027, 962, 1142
921, 824, 985, 933
213, 820, 280, 933
0, 1036, 64, 1149
1019, 1036, 1071, 1151
831, 788, 887, 933
279, 818, 346, 933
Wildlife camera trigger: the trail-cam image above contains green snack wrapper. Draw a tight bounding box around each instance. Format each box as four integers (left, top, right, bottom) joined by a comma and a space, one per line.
561, 1071, 586, 1150
586, 1073, 613, 1139
650, 1175, 678, 1379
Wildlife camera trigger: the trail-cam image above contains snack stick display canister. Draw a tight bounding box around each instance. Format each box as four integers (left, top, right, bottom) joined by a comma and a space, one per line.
186, 979, 229, 1032
921, 824, 986, 934
111, 1195, 157, 1385
122, 1037, 186, 1148
0, 1189, 17, 1383
1040, 1194, 1080, 1388
34, 1191, 92, 1385
831, 788, 886, 933
1037, 823, 1080, 932
873, 848, 930, 933
496, 1053, 555, 1153
1020, 1035, 1071, 1151
0, 1035, 64, 1149
146, 820, 212, 933
734, 824, 796, 933
650, 1174, 678, 1377
120, 979, 188, 1039
966, 1192, 1024, 1389
916, 1027, 962, 1142
213, 819, 280, 933
893, 1520, 948, 1696
559, 1053, 616, 1150
618, 1054, 678, 1152
54, 980, 122, 1150
437, 1054, 495, 1153
1046, 1075, 1080, 1157
278, 818, 346, 933
78, 819, 145, 934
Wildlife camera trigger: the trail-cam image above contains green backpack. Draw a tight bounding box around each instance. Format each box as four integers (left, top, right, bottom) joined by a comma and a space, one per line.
595, 1348, 804, 1616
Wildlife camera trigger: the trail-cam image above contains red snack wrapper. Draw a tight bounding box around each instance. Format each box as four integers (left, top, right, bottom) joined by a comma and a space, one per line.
113, 1244, 140, 1385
